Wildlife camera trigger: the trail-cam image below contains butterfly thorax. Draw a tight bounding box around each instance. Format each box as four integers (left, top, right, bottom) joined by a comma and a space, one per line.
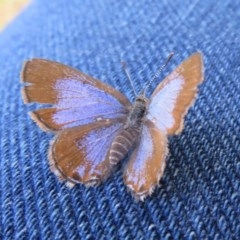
125, 95, 149, 128
109, 95, 149, 165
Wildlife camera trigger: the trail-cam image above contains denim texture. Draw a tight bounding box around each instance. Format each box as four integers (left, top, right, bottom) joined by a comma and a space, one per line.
0, 0, 239, 239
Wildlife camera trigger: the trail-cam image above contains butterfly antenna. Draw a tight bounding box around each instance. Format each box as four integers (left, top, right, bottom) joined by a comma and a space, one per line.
144, 52, 174, 93
121, 61, 137, 97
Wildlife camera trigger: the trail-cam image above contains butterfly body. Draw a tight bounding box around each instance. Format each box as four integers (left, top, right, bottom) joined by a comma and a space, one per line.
109, 95, 148, 165
21, 53, 204, 201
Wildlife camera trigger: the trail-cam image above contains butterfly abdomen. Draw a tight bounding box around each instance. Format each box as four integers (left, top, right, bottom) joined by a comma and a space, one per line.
109, 128, 139, 165
109, 96, 149, 165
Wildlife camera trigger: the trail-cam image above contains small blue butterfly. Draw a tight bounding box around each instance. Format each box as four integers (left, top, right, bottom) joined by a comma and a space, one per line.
21, 52, 204, 201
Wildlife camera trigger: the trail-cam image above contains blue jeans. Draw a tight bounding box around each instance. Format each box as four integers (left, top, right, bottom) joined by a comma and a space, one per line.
0, 0, 239, 239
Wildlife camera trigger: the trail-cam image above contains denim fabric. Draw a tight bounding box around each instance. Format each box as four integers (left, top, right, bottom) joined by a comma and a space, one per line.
0, 0, 239, 239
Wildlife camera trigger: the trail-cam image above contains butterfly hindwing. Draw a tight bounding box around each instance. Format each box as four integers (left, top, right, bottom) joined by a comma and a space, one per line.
21, 59, 131, 131
123, 120, 168, 200
49, 119, 125, 186
147, 52, 204, 135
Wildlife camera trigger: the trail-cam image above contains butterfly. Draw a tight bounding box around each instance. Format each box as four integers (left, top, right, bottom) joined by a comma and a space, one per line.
21, 52, 204, 201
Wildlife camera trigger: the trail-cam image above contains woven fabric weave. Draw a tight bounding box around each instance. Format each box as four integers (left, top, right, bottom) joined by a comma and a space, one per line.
0, 0, 239, 239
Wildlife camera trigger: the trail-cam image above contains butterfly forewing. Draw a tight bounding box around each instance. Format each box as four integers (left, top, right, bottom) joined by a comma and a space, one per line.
21, 59, 131, 131
147, 52, 204, 135
49, 119, 125, 186
123, 120, 168, 201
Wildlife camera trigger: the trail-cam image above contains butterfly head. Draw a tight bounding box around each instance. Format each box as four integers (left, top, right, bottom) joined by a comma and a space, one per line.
135, 92, 148, 104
